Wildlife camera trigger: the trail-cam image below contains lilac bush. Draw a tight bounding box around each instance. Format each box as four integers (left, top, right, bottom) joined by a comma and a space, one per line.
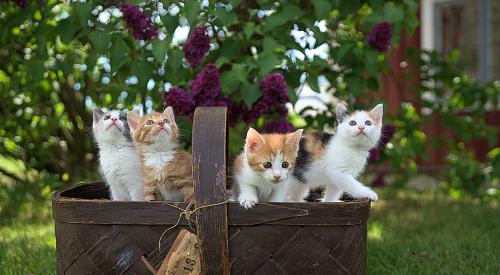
262, 118, 295, 134
183, 26, 210, 68
189, 64, 221, 105
162, 87, 194, 117
121, 3, 157, 41
366, 22, 392, 52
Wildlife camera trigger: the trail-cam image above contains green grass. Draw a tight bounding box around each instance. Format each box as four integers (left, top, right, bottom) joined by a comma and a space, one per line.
0, 223, 56, 274
368, 188, 500, 274
0, 188, 498, 274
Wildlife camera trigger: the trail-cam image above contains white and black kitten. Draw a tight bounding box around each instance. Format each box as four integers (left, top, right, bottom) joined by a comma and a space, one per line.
288, 103, 382, 202
92, 108, 144, 201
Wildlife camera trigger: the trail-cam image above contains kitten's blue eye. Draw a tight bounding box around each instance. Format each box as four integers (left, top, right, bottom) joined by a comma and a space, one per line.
365, 120, 372, 126
349, 120, 356, 126
145, 120, 154, 125
104, 115, 111, 120
282, 162, 289, 168
119, 117, 127, 121
263, 162, 272, 169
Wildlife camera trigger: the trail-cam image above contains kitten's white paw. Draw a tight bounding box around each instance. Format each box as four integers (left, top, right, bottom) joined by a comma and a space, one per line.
364, 189, 379, 201
239, 195, 258, 209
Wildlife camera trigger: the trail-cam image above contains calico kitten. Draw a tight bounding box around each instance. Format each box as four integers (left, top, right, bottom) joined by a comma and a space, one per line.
233, 128, 303, 209
92, 108, 144, 201
288, 103, 382, 202
127, 107, 193, 202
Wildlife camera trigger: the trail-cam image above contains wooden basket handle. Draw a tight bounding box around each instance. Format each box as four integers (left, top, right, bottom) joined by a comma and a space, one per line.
192, 106, 230, 275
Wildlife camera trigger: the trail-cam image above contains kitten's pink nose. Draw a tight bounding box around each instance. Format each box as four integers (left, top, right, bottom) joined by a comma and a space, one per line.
111, 118, 117, 123
358, 126, 365, 131
274, 175, 281, 181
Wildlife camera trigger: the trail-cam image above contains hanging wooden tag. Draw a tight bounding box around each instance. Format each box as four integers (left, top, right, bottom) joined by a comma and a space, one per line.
156, 229, 201, 275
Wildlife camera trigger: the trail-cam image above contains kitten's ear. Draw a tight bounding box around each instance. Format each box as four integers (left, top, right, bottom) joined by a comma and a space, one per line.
93, 108, 104, 123
369, 104, 384, 124
246, 128, 265, 152
286, 129, 303, 151
163, 106, 175, 122
336, 103, 348, 123
127, 110, 141, 131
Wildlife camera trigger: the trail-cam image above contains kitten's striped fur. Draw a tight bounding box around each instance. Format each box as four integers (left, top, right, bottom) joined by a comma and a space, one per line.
127, 107, 193, 202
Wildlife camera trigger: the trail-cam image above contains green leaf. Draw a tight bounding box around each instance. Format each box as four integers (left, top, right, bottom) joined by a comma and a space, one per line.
168, 49, 183, 71
232, 63, 248, 83
364, 49, 379, 75
265, 5, 303, 31
220, 71, 241, 96
307, 76, 320, 92
131, 60, 153, 86
185, 1, 201, 25
383, 2, 405, 23
215, 56, 230, 67
86, 49, 98, 69
349, 76, 367, 96
110, 37, 129, 73
257, 53, 280, 76
336, 43, 353, 63
262, 37, 277, 54
152, 39, 169, 63
161, 15, 179, 35
241, 82, 261, 107
243, 22, 255, 39
58, 18, 81, 44
73, 1, 93, 28
89, 31, 111, 53
312, 0, 332, 19
25, 60, 44, 81
215, 8, 238, 26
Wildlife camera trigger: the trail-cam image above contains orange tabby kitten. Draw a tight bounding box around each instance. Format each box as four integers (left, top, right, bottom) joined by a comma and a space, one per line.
233, 128, 303, 209
127, 107, 193, 202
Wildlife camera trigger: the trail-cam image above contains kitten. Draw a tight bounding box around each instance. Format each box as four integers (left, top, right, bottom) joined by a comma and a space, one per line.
233, 128, 303, 209
127, 107, 193, 202
288, 103, 382, 202
92, 108, 144, 201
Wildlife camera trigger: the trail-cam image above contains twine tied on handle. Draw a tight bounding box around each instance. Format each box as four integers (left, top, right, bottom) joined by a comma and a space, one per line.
158, 200, 229, 251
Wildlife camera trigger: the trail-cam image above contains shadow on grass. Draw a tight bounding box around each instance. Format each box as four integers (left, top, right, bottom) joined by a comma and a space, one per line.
368, 187, 500, 274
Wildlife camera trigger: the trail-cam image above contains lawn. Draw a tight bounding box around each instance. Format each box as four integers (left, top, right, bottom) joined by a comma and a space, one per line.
0, 188, 498, 274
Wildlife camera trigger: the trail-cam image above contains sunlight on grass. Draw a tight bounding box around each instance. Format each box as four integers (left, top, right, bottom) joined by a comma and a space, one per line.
368, 187, 500, 274
368, 221, 383, 241
0, 222, 56, 274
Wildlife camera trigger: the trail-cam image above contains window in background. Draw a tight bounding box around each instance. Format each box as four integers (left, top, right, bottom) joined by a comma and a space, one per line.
424, 0, 499, 82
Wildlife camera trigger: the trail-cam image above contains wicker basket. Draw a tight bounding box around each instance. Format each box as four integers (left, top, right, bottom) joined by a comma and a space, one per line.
52, 107, 371, 275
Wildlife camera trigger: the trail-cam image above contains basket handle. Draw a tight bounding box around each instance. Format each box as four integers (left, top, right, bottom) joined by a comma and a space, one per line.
192, 106, 230, 275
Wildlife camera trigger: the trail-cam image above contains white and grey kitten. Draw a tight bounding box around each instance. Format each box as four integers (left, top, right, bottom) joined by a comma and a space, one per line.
92, 108, 144, 201
288, 103, 382, 202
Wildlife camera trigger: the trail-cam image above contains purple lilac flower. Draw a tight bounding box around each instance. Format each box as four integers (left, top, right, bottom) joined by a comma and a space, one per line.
366, 22, 392, 52
371, 172, 386, 187
380, 124, 396, 146
121, 3, 157, 40
245, 99, 270, 123
368, 148, 380, 163
262, 118, 294, 134
16, 0, 28, 7
162, 87, 195, 117
259, 73, 289, 104
189, 64, 221, 104
183, 26, 210, 68
275, 104, 289, 117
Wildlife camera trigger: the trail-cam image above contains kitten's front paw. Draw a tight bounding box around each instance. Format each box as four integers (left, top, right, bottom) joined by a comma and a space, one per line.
239, 195, 258, 209
364, 189, 379, 201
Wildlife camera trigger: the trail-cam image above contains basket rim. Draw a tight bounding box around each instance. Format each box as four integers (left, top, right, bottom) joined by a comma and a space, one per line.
52, 181, 371, 226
